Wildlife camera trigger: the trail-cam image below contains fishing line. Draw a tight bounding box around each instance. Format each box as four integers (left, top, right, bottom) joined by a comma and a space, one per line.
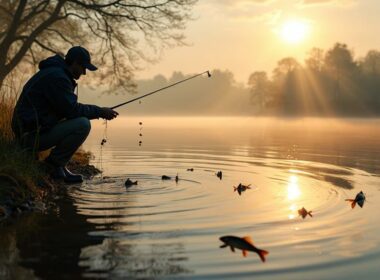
98, 70, 212, 175
98, 120, 108, 179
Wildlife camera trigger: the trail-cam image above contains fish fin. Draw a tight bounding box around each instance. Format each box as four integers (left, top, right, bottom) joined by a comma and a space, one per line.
308, 211, 313, 217
230, 246, 235, 252
257, 249, 269, 263
220, 244, 228, 248
247, 184, 251, 188
242, 236, 253, 245
233, 187, 237, 192
242, 250, 248, 257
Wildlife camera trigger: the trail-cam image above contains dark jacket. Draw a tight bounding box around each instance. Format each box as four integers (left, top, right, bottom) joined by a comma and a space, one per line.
12, 54, 101, 136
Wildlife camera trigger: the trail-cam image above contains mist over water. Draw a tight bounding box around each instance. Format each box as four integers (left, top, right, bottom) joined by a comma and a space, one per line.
2, 117, 380, 279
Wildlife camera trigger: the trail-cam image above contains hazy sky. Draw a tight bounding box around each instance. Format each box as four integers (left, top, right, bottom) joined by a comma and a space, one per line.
136, 0, 380, 84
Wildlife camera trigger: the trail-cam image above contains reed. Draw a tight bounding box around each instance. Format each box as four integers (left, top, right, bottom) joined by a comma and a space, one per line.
0, 76, 46, 207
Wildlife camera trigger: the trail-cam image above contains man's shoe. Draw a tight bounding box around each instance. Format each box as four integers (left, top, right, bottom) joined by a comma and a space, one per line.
63, 167, 83, 183
50, 166, 83, 184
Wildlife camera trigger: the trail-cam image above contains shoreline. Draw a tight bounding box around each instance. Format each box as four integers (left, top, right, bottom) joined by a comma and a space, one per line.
0, 159, 100, 224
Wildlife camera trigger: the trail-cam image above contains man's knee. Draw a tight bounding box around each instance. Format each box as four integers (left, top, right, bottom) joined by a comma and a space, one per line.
75, 117, 91, 134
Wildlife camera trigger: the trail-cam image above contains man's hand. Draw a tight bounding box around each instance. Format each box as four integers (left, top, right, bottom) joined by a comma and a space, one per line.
100, 107, 119, 120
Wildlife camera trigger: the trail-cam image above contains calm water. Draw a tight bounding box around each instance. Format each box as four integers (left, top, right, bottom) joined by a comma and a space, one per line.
1, 117, 380, 279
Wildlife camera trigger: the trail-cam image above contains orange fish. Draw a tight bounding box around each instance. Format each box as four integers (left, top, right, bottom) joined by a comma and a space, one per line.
298, 207, 313, 219
233, 183, 251, 195
345, 191, 366, 208
219, 235, 269, 262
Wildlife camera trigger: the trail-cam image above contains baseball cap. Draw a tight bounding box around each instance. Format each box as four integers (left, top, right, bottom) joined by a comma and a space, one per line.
66, 46, 97, 71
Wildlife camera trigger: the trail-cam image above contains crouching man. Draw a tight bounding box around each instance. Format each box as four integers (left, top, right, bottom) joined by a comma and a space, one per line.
12, 46, 118, 183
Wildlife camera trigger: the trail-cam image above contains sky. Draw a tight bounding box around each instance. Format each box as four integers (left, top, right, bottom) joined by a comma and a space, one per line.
136, 0, 380, 84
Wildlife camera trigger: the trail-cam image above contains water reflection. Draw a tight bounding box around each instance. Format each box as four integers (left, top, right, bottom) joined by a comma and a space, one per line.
2, 118, 380, 279
0, 194, 105, 279
80, 240, 190, 278
287, 175, 301, 200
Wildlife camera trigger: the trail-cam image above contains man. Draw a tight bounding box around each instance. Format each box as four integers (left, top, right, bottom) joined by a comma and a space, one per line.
12, 46, 118, 183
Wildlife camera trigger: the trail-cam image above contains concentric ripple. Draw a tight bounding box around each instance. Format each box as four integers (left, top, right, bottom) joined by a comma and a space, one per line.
71, 130, 380, 280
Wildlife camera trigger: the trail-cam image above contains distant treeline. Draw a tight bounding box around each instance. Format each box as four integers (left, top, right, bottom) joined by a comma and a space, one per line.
249, 43, 380, 116
80, 42, 380, 116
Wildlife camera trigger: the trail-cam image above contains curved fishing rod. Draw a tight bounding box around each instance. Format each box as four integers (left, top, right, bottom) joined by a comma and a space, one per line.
111, 70, 211, 110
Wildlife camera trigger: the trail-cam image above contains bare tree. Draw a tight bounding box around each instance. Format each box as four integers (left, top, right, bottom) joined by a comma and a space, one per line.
0, 0, 197, 91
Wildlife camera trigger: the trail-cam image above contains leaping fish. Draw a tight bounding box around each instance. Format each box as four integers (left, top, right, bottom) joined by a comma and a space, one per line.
219, 235, 269, 262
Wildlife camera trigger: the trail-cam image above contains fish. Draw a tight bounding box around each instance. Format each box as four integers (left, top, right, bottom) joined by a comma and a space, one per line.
216, 171, 223, 180
345, 191, 366, 208
233, 183, 251, 196
187, 168, 194, 172
298, 207, 313, 219
219, 235, 269, 262
100, 139, 107, 145
125, 178, 138, 187
162, 175, 171, 180
175, 174, 179, 183
139, 122, 143, 125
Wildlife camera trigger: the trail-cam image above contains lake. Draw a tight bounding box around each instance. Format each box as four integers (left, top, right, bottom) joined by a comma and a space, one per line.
1, 117, 380, 279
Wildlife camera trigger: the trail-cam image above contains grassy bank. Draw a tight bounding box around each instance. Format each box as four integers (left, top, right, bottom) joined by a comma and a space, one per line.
0, 83, 99, 221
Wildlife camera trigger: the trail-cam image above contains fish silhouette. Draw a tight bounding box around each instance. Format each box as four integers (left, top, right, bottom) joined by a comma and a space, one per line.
125, 178, 138, 187
298, 207, 313, 219
233, 183, 251, 195
345, 191, 366, 208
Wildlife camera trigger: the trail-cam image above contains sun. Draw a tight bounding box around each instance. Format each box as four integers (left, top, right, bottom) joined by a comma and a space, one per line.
280, 20, 310, 44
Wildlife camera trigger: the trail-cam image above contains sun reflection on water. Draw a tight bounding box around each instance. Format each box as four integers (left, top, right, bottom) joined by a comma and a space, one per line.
287, 175, 301, 200
287, 175, 301, 219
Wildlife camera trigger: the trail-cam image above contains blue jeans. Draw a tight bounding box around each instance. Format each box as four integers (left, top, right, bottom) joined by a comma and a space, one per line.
23, 117, 91, 166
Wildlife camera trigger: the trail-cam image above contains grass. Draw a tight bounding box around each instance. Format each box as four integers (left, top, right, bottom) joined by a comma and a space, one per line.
0, 79, 47, 210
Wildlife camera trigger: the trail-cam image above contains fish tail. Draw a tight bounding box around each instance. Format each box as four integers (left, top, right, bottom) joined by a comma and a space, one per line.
257, 249, 269, 263
308, 211, 313, 217
345, 199, 356, 208
233, 186, 237, 192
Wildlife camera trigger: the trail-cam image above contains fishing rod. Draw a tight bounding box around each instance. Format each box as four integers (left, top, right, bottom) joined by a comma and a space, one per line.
111, 70, 212, 110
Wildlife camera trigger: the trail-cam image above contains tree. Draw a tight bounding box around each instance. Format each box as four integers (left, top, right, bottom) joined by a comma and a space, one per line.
305, 47, 324, 72
360, 50, 380, 76
248, 71, 270, 110
0, 0, 197, 91
324, 43, 357, 101
273, 57, 300, 78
